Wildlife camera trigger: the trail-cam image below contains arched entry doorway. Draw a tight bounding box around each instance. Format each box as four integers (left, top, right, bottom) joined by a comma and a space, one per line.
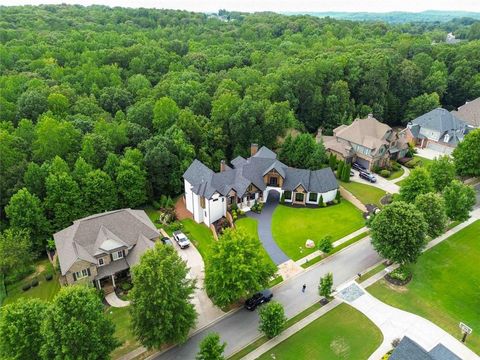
265, 188, 281, 203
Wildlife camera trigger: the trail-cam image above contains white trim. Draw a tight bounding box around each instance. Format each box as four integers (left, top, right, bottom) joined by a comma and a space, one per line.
112, 250, 123, 261
98, 258, 105, 266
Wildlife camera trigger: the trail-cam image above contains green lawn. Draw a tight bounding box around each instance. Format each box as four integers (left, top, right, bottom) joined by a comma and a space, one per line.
388, 166, 405, 180
414, 154, 435, 168
272, 201, 365, 260
236, 217, 277, 268
369, 220, 480, 354
3, 258, 60, 306
106, 306, 141, 359
257, 303, 383, 360
340, 181, 387, 207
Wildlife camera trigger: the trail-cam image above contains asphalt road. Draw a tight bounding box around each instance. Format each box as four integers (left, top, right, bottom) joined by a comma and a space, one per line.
153, 237, 381, 360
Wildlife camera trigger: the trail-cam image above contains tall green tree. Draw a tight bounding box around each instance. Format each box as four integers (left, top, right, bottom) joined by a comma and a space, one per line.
318, 272, 334, 299
23, 162, 48, 200
428, 156, 456, 192
403, 92, 440, 122
82, 170, 118, 214
80, 133, 109, 168
5, 188, 48, 249
0, 228, 33, 281
453, 129, 480, 177
370, 202, 428, 265
399, 167, 434, 203
414, 192, 448, 238
130, 244, 197, 349
153, 96, 180, 133
41, 286, 119, 359
443, 180, 476, 221
279, 133, 326, 170
205, 228, 276, 308
116, 159, 147, 207
0, 298, 48, 360
258, 301, 287, 339
196, 333, 226, 360
16, 88, 48, 121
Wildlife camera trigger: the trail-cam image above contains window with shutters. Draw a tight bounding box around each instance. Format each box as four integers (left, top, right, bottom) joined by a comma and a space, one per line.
75, 268, 89, 280
98, 258, 105, 266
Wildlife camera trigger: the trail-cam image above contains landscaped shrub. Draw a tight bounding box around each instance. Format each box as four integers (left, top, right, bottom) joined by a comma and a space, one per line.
335, 190, 341, 203
45, 273, 53, 281
391, 161, 401, 171
405, 158, 421, 168
159, 208, 176, 225
280, 193, 285, 204
318, 195, 325, 207
120, 282, 133, 291
386, 265, 413, 285
318, 235, 333, 253
31, 278, 39, 287
169, 221, 183, 231
372, 164, 382, 174
22, 283, 31, 291
231, 201, 238, 211
380, 169, 391, 178
152, 200, 161, 210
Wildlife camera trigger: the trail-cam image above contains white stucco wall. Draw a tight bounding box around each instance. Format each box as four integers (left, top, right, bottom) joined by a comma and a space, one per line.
184, 179, 194, 213
321, 189, 337, 203
204, 193, 226, 226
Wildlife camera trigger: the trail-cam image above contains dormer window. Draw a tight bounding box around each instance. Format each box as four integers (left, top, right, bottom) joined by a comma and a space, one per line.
444, 134, 450, 143
112, 250, 124, 261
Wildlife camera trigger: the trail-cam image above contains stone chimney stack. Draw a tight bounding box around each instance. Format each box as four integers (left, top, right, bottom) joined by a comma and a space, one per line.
367, 113, 373, 119
250, 143, 258, 156
220, 160, 226, 172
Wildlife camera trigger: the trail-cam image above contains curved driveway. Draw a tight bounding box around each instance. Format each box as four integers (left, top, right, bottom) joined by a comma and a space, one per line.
246, 190, 289, 265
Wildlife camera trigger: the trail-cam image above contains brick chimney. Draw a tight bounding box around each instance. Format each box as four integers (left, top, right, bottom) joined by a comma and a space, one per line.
250, 143, 258, 156
220, 160, 226, 172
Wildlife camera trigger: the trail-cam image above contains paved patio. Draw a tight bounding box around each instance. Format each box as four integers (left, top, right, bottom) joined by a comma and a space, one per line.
105, 292, 130, 307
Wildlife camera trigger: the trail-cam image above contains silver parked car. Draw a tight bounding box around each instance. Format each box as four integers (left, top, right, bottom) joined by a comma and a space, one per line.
173, 231, 191, 249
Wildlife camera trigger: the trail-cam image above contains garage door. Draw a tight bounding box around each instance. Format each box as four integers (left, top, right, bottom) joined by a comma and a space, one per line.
426, 142, 453, 155
355, 157, 370, 170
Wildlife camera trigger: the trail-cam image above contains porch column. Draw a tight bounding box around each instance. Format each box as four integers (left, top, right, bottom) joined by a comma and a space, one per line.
111, 274, 116, 288
96, 279, 101, 289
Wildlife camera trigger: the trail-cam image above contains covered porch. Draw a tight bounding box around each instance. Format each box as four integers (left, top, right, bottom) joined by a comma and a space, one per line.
94, 258, 130, 294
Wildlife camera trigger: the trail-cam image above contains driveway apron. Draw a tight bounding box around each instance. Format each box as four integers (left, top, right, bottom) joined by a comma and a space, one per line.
246, 190, 289, 265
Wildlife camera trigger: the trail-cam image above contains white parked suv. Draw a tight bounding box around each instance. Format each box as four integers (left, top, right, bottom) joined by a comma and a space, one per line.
173, 231, 191, 249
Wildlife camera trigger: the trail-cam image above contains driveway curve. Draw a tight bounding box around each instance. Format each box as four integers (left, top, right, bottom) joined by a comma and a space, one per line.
246, 190, 289, 265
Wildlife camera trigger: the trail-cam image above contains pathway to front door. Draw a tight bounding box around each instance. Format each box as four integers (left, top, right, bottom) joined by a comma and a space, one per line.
247, 190, 289, 265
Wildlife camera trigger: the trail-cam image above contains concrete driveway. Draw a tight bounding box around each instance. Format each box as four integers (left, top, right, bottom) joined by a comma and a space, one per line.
416, 147, 451, 160
246, 190, 289, 265
351, 170, 400, 194
163, 230, 224, 330
336, 282, 478, 360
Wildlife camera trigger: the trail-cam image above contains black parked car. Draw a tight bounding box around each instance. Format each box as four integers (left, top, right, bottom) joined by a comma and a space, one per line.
161, 237, 173, 246
359, 171, 377, 183
245, 289, 273, 311
352, 162, 366, 172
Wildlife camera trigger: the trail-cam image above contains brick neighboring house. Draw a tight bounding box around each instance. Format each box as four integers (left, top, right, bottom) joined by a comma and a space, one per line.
54, 209, 159, 292
405, 108, 470, 155
451, 97, 480, 129
322, 114, 409, 170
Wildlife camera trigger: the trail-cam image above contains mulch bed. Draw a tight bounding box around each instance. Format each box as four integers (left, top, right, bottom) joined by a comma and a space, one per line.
385, 273, 412, 286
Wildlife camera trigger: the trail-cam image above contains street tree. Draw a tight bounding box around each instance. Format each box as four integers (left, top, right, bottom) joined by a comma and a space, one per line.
399, 167, 434, 203
258, 301, 287, 339
205, 228, 276, 308
318, 272, 334, 299
414, 192, 448, 238
0, 298, 48, 360
130, 244, 197, 349
41, 286, 119, 359
443, 180, 476, 221
428, 156, 456, 192
453, 128, 480, 177
370, 202, 428, 265
196, 333, 226, 360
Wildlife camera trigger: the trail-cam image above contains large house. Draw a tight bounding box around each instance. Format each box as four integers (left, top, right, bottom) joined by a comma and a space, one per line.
322, 114, 409, 171
390, 336, 460, 360
183, 144, 338, 227
451, 97, 480, 128
405, 108, 470, 154
54, 209, 159, 292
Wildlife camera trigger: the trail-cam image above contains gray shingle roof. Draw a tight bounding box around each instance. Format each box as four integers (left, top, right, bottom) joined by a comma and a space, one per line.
390, 337, 460, 360
183, 146, 338, 199
452, 97, 480, 128
54, 209, 159, 275
411, 108, 467, 145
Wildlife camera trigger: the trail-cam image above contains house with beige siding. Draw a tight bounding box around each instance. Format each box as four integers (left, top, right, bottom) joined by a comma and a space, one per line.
322, 114, 409, 170
183, 144, 338, 227
54, 209, 159, 293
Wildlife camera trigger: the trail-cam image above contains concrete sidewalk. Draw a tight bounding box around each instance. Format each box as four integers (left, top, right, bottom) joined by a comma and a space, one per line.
336, 282, 478, 360
105, 292, 130, 308
390, 165, 410, 184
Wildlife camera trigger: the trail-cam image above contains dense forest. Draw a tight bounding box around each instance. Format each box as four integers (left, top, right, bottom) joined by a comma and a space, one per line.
1, 5, 480, 250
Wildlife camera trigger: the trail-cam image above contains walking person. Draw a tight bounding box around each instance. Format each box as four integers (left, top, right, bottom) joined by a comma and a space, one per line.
302, 284, 306, 293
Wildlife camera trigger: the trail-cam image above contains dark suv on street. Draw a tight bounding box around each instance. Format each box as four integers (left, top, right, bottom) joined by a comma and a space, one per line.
244, 289, 273, 311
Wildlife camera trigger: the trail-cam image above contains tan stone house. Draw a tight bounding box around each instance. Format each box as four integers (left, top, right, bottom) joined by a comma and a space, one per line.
322, 114, 409, 170
451, 97, 480, 128
54, 209, 159, 292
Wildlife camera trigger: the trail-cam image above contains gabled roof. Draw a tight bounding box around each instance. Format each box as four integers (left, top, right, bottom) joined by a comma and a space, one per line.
452, 97, 480, 128
54, 209, 159, 275
282, 167, 338, 193
390, 337, 460, 360
253, 146, 277, 159
411, 108, 468, 145
333, 116, 391, 151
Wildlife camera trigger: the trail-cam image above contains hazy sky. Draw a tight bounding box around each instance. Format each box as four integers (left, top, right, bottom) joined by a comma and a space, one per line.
1, 0, 480, 13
